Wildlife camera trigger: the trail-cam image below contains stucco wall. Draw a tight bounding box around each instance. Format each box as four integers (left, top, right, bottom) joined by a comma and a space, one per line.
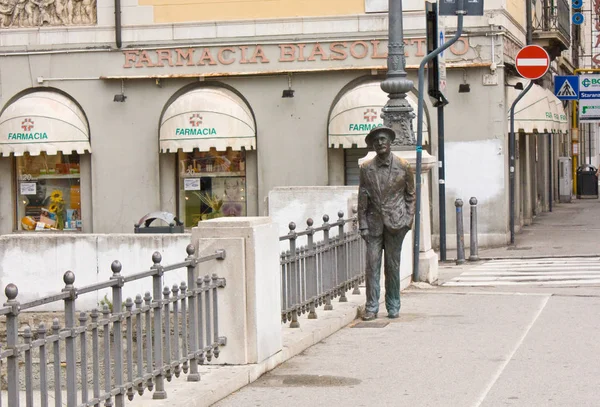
267, 186, 358, 239
506, 0, 526, 33
429, 67, 509, 248
0, 234, 192, 310
234, 72, 363, 216
141, 0, 365, 23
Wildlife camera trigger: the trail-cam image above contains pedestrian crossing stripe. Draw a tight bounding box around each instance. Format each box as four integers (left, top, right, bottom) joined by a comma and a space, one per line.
557, 80, 577, 97
443, 257, 600, 287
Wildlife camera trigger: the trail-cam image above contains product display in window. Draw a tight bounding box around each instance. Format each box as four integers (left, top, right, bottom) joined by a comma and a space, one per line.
16, 153, 82, 231
178, 150, 247, 227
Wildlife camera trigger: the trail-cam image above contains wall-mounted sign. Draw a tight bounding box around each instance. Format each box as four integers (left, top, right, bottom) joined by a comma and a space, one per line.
439, 0, 484, 16
579, 74, 600, 99
579, 99, 600, 122
121, 38, 472, 71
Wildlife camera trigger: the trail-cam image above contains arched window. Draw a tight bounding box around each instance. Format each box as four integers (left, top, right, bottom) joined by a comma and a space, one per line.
159, 85, 256, 227
0, 90, 91, 231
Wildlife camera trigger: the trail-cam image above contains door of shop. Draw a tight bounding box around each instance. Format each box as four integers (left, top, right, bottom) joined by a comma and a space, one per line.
344, 148, 368, 185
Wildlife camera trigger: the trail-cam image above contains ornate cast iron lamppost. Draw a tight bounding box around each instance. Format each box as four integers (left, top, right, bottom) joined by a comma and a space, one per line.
380, 0, 416, 148
377, 0, 439, 284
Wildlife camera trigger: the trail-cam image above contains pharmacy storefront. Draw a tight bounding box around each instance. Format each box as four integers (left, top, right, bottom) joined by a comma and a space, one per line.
0, 33, 490, 235
159, 85, 256, 227
0, 90, 91, 232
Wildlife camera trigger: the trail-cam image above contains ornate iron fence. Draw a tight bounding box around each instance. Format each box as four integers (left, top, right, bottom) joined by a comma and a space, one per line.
280, 210, 366, 328
533, 0, 571, 44
0, 244, 226, 407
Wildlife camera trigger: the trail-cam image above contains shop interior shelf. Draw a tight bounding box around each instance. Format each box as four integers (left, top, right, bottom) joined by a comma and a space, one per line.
21, 174, 81, 180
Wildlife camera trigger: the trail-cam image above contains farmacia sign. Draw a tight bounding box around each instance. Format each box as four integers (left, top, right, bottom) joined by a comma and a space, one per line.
8, 119, 49, 141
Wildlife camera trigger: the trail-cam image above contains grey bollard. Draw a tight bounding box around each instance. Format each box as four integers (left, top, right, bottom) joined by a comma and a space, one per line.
469, 197, 479, 261
455, 199, 465, 265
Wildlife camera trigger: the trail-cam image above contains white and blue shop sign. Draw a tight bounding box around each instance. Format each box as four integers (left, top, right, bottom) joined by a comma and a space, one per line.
578, 75, 600, 123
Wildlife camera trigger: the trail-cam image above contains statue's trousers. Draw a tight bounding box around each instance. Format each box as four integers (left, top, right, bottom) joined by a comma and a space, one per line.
364, 227, 409, 314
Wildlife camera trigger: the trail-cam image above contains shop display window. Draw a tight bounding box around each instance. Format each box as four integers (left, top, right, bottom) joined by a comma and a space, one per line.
16, 152, 82, 232
178, 149, 246, 228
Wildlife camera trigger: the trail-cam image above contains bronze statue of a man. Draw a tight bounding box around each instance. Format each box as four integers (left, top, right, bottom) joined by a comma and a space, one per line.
358, 126, 416, 321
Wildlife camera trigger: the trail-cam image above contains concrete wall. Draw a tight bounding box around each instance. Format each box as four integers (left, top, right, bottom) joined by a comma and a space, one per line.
267, 186, 358, 239
0, 234, 192, 310
267, 186, 413, 287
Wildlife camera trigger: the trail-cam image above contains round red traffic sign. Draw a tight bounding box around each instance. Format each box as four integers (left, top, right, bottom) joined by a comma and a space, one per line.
515, 45, 550, 80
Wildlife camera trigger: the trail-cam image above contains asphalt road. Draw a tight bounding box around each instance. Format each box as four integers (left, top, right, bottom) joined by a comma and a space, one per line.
215, 282, 600, 407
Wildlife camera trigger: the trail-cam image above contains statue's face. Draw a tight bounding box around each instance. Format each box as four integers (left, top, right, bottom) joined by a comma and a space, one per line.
372, 132, 392, 156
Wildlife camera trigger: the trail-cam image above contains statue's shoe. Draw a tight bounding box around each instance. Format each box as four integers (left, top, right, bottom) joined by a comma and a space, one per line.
388, 311, 400, 319
362, 311, 378, 321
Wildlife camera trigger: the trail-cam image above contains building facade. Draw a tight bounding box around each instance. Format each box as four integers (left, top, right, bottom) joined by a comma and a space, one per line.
0, 0, 576, 250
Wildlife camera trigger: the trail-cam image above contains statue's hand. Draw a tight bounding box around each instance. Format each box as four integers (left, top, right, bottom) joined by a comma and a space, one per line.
360, 229, 369, 240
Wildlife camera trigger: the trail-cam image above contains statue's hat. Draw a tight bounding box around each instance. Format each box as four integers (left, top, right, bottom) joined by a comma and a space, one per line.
365, 126, 396, 148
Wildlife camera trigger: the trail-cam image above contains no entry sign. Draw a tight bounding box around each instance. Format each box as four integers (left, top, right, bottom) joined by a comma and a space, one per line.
515, 45, 550, 80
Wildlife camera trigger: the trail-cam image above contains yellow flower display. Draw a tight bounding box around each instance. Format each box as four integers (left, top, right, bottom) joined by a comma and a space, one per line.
50, 190, 63, 203
48, 189, 67, 229
194, 192, 224, 221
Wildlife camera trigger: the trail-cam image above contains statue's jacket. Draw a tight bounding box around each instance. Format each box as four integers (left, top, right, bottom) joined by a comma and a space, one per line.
358, 154, 416, 236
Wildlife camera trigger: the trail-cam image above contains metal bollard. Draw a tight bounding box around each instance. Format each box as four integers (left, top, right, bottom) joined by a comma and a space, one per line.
469, 197, 479, 261
455, 199, 465, 265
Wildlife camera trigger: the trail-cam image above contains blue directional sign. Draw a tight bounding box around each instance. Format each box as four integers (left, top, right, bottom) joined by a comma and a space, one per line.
555, 76, 579, 100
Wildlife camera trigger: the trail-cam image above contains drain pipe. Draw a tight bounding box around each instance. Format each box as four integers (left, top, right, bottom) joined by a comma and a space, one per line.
115, 0, 122, 49
526, 0, 533, 45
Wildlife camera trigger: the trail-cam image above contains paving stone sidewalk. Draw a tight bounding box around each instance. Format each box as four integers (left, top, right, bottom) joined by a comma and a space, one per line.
478, 198, 600, 259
